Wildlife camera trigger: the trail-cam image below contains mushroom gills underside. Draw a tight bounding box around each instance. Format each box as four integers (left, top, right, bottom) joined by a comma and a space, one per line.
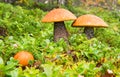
84, 27, 94, 39
54, 21, 69, 43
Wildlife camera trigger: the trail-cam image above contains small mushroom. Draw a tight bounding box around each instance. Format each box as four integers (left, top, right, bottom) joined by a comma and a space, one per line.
72, 14, 108, 39
42, 8, 76, 43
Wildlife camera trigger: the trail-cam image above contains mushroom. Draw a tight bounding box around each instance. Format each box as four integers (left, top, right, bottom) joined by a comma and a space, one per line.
42, 8, 76, 43
72, 14, 108, 39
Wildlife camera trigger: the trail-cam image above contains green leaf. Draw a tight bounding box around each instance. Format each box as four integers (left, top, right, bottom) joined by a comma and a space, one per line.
41, 64, 53, 77
5, 57, 18, 71
8, 68, 19, 77
0, 57, 4, 70
0, 57, 4, 65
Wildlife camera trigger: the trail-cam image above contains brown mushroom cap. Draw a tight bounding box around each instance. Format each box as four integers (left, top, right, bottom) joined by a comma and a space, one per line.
72, 14, 108, 27
41, 8, 77, 22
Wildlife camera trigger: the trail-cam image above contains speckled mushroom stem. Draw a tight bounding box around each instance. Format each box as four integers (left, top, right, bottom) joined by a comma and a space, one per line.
84, 27, 94, 39
54, 21, 69, 43
0, 27, 7, 36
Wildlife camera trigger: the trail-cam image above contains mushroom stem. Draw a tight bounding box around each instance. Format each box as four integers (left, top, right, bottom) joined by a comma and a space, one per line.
84, 27, 94, 39
0, 27, 7, 37
54, 21, 69, 43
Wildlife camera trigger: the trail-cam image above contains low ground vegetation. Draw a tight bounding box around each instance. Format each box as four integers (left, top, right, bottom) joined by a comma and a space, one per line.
0, 3, 120, 77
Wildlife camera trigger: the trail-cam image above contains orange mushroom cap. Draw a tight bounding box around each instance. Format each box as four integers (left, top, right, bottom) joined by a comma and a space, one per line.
42, 8, 77, 22
14, 51, 34, 66
72, 14, 108, 27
